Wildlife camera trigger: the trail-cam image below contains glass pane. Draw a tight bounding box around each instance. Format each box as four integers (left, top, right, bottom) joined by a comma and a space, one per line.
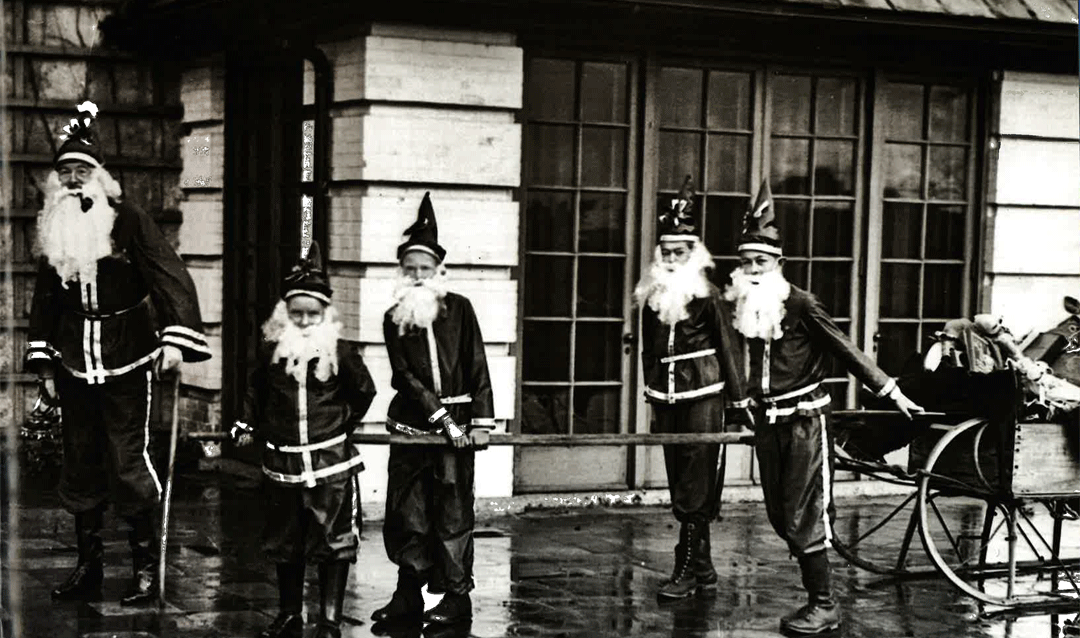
581, 62, 627, 123
579, 193, 626, 253
521, 387, 569, 434
812, 202, 853, 257
877, 323, 919, 377
810, 262, 852, 318
774, 199, 810, 257
573, 387, 621, 434
814, 140, 855, 196
527, 124, 574, 186
707, 70, 752, 130
882, 202, 923, 259
523, 322, 571, 382
574, 324, 623, 381
659, 67, 703, 128
923, 265, 963, 318
783, 260, 809, 290
771, 138, 810, 194
816, 77, 858, 136
525, 256, 573, 317
577, 257, 624, 317
884, 83, 924, 140
771, 74, 812, 133
703, 195, 748, 257
929, 86, 969, 143
928, 146, 967, 201
581, 127, 626, 188
925, 204, 965, 260
526, 191, 574, 252
707, 134, 749, 192
884, 143, 923, 199
526, 58, 575, 121
659, 131, 702, 190
879, 263, 920, 319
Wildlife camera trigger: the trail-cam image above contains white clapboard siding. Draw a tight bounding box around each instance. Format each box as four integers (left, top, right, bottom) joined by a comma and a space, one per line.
180, 66, 225, 124
356, 441, 515, 504
360, 352, 517, 424
995, 138, 1080, 207
181, 333, 222, 391
187, 265, 223, 324
178, 199, 224, 256
990, 275, 1080, 337
355, 278, 517, 344
331, 107, 520, 186
999, 72, 1080, 139
179, 125, 225, 191
329, 193, 519, 266
992, 208, 1080, 275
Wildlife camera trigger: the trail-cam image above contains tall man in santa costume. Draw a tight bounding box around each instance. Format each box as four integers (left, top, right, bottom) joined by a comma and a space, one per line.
633, 176, 750, 602
371, 193, 494, 631
232, 241, 376, 638
725, 180, 923, 635
25, 102, 211, 605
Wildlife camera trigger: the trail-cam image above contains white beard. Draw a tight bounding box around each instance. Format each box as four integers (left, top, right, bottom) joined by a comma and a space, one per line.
633, 242, 714, 326
36, 168, 122, 288
723, 268, 791, 340
261, 300, 342, 383
390, 270, 449, 335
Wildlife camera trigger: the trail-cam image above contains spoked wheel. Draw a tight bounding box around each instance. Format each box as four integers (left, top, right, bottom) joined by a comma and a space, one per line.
830, 453, 937, 577
917, 418, 1080, 608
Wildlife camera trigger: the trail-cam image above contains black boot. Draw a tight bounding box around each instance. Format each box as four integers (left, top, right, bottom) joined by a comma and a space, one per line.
52, 506, 105, 600
693, 523, 718, 588
258, 563, 305, 638
371, 569, 424, 623
780, 551, 841, 635
424, 591, 472, 625
119, 510, 159, 606
657, 520, 707, 601
312, 561, 349, 638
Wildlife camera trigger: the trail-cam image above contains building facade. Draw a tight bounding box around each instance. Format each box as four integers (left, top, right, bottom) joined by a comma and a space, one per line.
7, 0, 1078, 511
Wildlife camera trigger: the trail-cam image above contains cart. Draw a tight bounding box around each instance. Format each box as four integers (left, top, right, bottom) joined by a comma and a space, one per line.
829, 367, 1080, 611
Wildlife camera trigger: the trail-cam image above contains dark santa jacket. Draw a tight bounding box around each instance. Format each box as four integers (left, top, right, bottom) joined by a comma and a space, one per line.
239, 339, 376, 487
25, 199, 211, 384
739, 285, 895, 424
640, 284, 747, 407
383, 292, 495, 432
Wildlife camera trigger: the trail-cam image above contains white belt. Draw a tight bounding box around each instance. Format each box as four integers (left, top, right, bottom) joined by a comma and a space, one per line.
660, 348, 716, 364
440, 394, 472, 405
762, 382, 820, 403
266, 432, 347, 453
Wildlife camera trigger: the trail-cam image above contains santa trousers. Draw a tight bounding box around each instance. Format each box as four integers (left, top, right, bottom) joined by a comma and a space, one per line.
754, 412, 836, 556
262, 473, 360, 564
653, 396, 724, 523
56, 366, 161, 517
383, 444, 475, 595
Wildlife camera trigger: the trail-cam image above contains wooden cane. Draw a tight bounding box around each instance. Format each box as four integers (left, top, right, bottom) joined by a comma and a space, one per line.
159, 372, 181, 606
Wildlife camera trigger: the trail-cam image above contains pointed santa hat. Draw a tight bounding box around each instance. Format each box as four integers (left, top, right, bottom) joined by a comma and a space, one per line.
397, 192, 447, 263
738, 179, 783, 256
282, 240, 332, 304
55, 101, 104, 168
657, 175, 700, 243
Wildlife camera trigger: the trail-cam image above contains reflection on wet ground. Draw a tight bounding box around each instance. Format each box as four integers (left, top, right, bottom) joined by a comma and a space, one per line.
4, 471, 1077, 637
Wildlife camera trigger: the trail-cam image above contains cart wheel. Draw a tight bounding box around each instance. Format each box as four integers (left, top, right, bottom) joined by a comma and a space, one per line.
917, 418, 1080, 608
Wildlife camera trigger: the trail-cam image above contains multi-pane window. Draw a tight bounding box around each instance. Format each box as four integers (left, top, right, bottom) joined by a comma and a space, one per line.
876, 81, 974, 376
654, 66, 756, 263
521, 57, 635, 436
767, 71, 864, 404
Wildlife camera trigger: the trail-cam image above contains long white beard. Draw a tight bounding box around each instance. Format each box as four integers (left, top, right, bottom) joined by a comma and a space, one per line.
36, 169, 122, 287
262, 300, 342, 383
390, 271, 449, 335
633, 242, 714, 326
723, 268, 791, 340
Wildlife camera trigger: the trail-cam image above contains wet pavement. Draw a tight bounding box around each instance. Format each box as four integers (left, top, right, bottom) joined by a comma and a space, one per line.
4, 470, 1077, 638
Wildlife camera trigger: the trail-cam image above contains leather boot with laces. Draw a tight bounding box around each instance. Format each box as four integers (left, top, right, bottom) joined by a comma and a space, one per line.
119, 511, 159, 606
257, 563, 305, 638
693, 523, 717, 588
780, 600, 840, 635
312, 561, 349, 638
52, 507, 104, 600
371, 570, 424, 623
657, 521, 706, 601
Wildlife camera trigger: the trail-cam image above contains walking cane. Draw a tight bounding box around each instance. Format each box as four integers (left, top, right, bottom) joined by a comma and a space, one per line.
159, 371, 181, 606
